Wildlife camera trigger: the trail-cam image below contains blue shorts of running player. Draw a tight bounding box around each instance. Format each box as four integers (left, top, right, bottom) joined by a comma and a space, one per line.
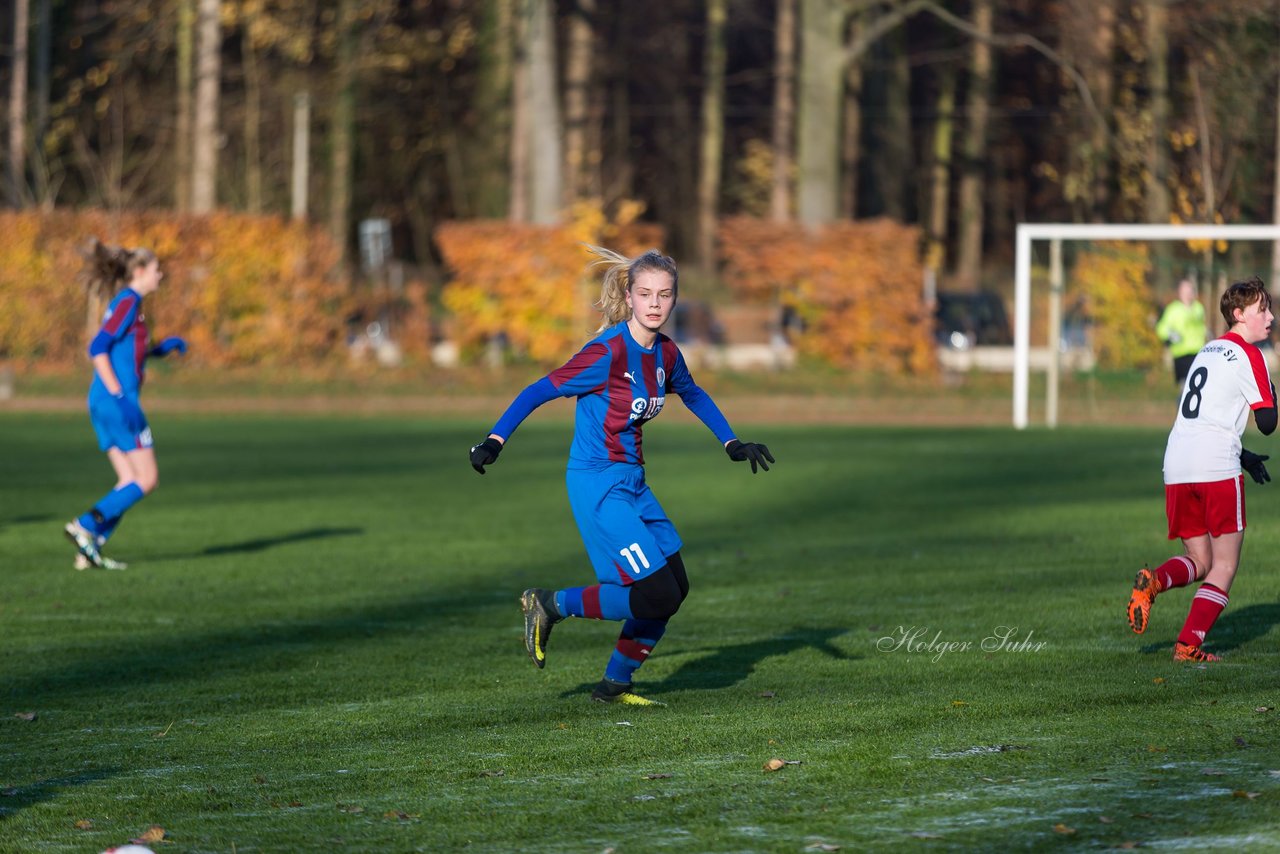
566, 462, 682, 586
88, 393, 153, 453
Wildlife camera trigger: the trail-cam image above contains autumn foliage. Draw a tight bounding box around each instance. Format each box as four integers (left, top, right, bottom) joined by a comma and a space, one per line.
436, 202, 662, 364
0, 210, 351, 367
718, 217, 935, 373
1073, 242, 1163, 370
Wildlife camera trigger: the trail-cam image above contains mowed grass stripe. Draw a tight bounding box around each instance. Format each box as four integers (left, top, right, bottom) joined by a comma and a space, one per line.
1, 413, 1277, 851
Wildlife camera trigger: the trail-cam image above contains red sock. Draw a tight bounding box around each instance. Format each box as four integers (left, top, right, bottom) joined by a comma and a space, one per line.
1177, 583, 1229, 647
1154, 556, 1196, 592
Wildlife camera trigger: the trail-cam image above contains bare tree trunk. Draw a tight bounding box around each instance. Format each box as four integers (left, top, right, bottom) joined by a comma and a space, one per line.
1144, 0, 1171, 279
697, 0, 727, 273
191, 0, 221, 214
876, 29, 913, 221
925, 73, 955, 283
954, 0, 991, 290
7, 0, 30, 207
838, 16, 863, 219
526, 0, 562, 224
509, 0, 529, 222
563, 0, 596, 203
475, 0, 513, 218
175, 0, 195, 211
329, 0, 357, 259
797, 0, 845, 227
291, 91, 310, 221
242, 28, 263, 214
31, 0, 51, 205
770, 0, 796, 222
1088, 0, 1115, 221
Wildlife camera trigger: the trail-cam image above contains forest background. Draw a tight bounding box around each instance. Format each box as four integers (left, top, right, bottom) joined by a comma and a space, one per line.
2, 0, 1280, 378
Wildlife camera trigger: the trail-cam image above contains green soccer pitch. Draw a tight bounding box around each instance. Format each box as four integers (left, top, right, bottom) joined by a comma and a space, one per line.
2, 413, 1278, 851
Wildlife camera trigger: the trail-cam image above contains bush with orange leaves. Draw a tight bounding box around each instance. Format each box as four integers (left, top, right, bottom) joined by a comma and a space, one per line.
436, 202, 662, 365
0, 209, 348, 368
718, 217, 934, 373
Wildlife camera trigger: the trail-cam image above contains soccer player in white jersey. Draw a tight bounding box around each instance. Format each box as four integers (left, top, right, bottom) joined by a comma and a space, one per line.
1128, 276, 1276, 662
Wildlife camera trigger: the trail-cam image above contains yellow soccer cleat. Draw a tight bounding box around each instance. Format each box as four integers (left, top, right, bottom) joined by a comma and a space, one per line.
1173, 642, 1219, 663
521, 588, 560, 669
591, 678, 666, 707
1127, 567, 1161, 634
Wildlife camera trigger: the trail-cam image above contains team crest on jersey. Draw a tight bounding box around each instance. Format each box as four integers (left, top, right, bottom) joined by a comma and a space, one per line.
656, 367, 665, 386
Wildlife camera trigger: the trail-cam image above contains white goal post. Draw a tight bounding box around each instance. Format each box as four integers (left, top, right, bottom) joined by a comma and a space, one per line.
1013, 223, 1280, 429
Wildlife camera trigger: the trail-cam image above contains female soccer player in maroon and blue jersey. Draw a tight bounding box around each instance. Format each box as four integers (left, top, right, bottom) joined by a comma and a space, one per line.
469, 246, 774, 705
64, 240, 186, 570
1127, 277, 1276, 661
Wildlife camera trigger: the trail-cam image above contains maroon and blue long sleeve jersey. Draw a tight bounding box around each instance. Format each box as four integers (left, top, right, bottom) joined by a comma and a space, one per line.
87, 287, 149, 398
491, 321, 735, 468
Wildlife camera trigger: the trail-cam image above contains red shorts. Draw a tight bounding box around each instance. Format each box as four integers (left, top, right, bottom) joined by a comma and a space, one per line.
1165, 475, 1246, 539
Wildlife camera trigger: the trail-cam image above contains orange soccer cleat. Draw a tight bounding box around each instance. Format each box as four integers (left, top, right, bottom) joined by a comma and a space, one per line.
1173, 641, 1220, 663
1127, 567, 1162, 634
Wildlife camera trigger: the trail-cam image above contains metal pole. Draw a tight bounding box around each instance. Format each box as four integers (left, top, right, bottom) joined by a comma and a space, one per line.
1046, 238, 1063, 428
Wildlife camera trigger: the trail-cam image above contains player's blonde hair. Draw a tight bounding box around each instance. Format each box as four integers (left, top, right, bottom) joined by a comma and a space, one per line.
80, 238, 157, 301
586, 244, 679, 332
1221, 275, 1271, 327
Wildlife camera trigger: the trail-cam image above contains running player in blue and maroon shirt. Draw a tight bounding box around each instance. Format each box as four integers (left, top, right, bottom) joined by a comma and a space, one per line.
469, 245, 774, 706
64, 240, 186, 570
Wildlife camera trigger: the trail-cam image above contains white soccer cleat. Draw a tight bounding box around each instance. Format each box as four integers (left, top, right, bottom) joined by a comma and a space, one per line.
75, 553, 127, 571
64, 520, 103, 568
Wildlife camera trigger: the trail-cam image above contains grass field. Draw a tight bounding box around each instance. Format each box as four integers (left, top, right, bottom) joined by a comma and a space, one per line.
2, 410, 1279, 852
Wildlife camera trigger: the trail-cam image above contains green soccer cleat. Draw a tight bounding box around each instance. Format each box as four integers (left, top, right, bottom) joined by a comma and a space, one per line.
521, 588, 561, 669
591, 678, 666, 707
64, 520, 103, 569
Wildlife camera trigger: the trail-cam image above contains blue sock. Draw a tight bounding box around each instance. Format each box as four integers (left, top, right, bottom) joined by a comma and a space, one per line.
556, 584, 633, 621
80, 483, 145, 535
605, 619, 668, 684
96, 514, 121, 544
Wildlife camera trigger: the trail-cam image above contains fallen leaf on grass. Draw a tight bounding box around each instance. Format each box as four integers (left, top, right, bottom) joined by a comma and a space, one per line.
131, 825, 167, 844
153, 721, 175, 738
1152, 678, 1165, 684
288, 800, 303, 808
478, 769, 505, 778
1255, 706, 1273, 713
1234, 736, 1251, 748
1053, 823, 1075, 835
337, 804, 364, 814
763, 758, 787, 772
1232, 790, 1260, 799
643, 773, 672, 780
74, 819, 93, 830
758, 691, 776, 698
951, 701, 968, 707
383, 810, 419, 821
1098, 816, 1114, 824
804, 843, 840, 852
14, 712, 36, 722
1146, 745, 1167, 753
615, 721, 633, 727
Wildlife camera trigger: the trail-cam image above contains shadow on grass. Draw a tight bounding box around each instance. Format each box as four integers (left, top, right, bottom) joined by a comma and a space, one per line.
560, 627, 854, 699
197, 526, 364, 557
0, 513, 55, 531
0, 767, 118, 820
1137, 603, 1280, 657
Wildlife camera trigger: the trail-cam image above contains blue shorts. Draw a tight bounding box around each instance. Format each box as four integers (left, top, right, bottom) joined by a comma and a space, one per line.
566, 463, 682, 585
88, 395, 153, 453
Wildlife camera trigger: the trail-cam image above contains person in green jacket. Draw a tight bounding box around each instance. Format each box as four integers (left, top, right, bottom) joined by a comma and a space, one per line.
1156, 278, 1208, 383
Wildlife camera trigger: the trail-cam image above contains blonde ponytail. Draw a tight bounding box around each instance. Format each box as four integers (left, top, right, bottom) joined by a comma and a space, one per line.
80, 238, 157, 301
585, 243, 680, 333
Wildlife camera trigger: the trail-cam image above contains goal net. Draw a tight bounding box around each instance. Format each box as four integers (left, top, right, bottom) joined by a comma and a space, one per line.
1013, 223, 1280, 429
